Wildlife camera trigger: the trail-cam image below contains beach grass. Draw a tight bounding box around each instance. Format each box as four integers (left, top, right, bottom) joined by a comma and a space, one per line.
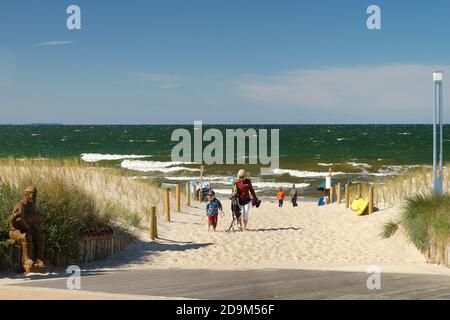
381, 193, 450, 266
0, 158, 162, 268
346, 165, 446, 209
0, 158, 160, 227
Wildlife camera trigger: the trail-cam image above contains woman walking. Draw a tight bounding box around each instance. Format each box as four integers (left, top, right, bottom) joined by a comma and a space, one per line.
233, 169, 257, 231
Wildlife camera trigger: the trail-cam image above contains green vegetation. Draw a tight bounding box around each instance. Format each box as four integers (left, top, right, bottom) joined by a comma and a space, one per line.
381, 193, 450, 267
0, 177, 116, 263
0, 158, 160, 270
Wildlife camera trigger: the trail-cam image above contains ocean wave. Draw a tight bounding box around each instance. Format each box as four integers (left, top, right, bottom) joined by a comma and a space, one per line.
81, 153, 152, 162
251, 181, 310, 189
347, 162, 372, 169
318, 163, 334, 167
165, 175, 230, 183
271, 168, 344, 178
17, 157, 48, 161
121, 160, 199, 173
212, 188, 233, 195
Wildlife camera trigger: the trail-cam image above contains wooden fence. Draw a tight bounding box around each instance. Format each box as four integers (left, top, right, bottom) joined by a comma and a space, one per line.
7, 233, 134, 272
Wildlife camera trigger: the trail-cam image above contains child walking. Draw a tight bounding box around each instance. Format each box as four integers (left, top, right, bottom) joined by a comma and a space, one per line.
205, 190, 224, 232
277, 187, 285, 207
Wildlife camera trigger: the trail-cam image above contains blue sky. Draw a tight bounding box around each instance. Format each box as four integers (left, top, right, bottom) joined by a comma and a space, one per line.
1, 0, 450, 124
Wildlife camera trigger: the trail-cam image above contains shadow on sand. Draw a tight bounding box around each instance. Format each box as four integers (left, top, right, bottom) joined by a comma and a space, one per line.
1, 240, 213, 281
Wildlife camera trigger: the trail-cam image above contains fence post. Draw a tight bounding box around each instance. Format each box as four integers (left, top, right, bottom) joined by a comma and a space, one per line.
176, 184, 181, 213
185, 182, 190, 207
199, 165, 204, 203
164, 188, 171, 222
368, 187, 374, 215
337, 182, 341, 204
193, 184, 197, 201
345, 183, 350, 208
357, 184, 362, 199
150, 206, 157, 240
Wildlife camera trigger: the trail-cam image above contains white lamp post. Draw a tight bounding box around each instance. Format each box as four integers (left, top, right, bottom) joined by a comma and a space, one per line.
433, 71, 443, 194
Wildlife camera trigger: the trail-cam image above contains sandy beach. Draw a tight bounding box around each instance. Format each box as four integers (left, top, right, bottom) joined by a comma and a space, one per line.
82, 197, 449, 276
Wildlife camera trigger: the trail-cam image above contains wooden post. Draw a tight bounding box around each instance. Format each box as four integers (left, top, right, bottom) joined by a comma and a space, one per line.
337, 182, 341, 204
368, 187, 374, 215
345, 183, 349, 208
329, 185, 333, 204
199, 165, 204, 203
357, 184, 362, 199
185, 182, 190, 207
150, 206, 157, 240
176, 184, 181, 213
193, 184, 197, 201
164, 188, 170, 222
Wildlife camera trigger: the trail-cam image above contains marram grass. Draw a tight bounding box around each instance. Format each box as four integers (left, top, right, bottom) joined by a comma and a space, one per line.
0, 158, 162, 269
381, 193, 450, 266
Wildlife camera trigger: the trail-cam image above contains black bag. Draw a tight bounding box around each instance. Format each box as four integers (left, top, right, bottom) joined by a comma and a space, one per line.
231, 194, 242, 220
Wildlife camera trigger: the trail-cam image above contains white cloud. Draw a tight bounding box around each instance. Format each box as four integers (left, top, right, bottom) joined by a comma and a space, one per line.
237, 64, 450, 120
33, 41, 76, 47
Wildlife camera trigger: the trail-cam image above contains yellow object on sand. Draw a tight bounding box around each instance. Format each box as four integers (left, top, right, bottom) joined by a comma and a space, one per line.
351, 198, 369, 216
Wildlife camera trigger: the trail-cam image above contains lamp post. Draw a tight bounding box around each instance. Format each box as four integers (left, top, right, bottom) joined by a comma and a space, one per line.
433, 71, 444, 195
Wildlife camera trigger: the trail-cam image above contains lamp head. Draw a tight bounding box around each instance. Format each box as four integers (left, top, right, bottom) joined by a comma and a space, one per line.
433, 71, 443, 82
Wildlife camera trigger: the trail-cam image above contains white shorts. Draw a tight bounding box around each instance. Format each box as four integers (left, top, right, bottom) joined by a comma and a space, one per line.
240, 202, 251, 221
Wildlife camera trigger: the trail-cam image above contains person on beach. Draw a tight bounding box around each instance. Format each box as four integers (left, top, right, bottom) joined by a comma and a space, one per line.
233, 169, 257, 231
277, 187, 285, 207
205, 190, 223, 232
290, 184, 298, 207
325, 167, 333, 203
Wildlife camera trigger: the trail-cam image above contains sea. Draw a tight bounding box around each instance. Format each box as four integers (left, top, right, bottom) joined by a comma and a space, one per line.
0, 124, 441, 198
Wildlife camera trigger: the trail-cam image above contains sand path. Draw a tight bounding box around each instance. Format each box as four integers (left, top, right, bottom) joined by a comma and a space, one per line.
83, 199, 449, 275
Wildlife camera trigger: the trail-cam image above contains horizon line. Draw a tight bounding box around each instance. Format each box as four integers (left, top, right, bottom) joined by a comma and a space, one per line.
0, 122, 442, 126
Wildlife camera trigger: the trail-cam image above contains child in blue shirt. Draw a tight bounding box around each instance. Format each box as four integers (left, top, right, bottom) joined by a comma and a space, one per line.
206, 190, 224, 232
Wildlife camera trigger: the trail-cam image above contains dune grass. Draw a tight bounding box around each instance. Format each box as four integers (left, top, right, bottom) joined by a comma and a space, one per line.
381, 193, 450, 267
0, 158, 160, 226
0, 176, 116, 263
0, 158, 161, 269
346, 165, 447, 210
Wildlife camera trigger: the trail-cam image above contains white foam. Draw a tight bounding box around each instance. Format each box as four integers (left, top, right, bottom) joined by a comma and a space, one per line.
347, 162, 372, 169
251, 181, 310, 189
121, 160, 199, 173
165, 176, 230, 183
318, 163, 334, 167
271, 168, 344, 178
212, 188, 233, 195
130, 176, 154, 180
81, 153, 152, 162
17, 157, 48, 161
